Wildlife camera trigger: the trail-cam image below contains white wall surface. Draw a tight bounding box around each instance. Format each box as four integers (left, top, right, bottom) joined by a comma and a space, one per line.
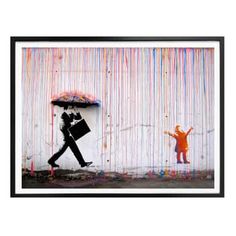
20, 47, 215, 173
0, 1, 234, 236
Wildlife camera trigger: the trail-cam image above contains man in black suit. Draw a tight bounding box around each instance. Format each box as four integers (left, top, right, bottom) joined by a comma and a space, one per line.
48, 112, 92, 168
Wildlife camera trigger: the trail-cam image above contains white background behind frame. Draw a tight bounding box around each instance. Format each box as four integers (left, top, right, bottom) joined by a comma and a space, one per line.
0, 1, 232, 236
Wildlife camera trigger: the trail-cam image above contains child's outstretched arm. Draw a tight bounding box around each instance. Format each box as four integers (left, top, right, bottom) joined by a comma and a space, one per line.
186, 127, 193, 136
164, 131, 176, 138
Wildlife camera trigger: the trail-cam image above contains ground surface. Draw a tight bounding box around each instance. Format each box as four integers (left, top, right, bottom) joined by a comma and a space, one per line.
22, 169, 214, 188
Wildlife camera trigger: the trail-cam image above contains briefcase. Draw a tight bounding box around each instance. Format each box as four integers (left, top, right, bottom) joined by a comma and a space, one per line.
68, 119, 91, 141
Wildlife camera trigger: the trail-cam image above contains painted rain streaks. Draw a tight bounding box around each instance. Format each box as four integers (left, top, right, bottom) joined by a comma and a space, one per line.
21, 48, 214, 174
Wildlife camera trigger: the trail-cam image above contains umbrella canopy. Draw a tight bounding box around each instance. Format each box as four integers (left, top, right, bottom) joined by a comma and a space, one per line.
51, 91, 101, 109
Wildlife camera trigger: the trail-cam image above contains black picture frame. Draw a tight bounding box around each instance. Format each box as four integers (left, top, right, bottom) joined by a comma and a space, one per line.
10, 36, 224, 197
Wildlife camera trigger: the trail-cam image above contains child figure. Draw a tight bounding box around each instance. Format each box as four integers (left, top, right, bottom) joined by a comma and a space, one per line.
164, 125, 193, 164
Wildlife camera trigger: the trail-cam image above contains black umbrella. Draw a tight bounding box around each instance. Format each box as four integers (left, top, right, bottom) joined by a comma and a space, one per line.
51, 91, 100, 109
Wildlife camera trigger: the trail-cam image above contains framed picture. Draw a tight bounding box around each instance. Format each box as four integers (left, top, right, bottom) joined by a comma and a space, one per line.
11, 37, 224, 197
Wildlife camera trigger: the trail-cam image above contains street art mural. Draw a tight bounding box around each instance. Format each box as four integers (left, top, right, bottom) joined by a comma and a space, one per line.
21, 47, 215, 188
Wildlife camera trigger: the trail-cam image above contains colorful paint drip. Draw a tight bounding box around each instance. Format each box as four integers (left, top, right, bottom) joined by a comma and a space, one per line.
51, 91, 101, 107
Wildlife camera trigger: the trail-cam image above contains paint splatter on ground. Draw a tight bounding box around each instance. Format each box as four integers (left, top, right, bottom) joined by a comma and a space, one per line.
22, 169, 214, 188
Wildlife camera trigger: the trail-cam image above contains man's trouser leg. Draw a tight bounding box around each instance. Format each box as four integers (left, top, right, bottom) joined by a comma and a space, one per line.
67, 136, 86, 166
48, 142, 68, 164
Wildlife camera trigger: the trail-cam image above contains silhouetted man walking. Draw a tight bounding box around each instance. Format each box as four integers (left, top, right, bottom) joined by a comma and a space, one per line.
48, 112, 92, 168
